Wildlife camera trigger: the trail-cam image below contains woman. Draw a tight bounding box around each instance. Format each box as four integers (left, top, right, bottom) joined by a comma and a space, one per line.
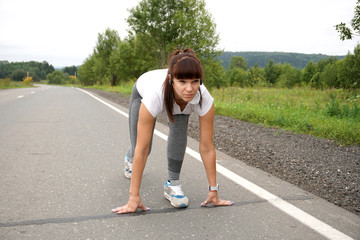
112, 49, 233, 214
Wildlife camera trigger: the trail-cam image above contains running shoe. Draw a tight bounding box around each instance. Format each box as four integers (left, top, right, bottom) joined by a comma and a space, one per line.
164, 180, 189, 208
124, 155, 132, 179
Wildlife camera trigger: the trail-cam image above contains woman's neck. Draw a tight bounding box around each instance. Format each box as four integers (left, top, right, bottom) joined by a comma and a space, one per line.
174, 96, 188, 111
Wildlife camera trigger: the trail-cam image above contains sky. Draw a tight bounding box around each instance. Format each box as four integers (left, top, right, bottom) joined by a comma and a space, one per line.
0, 0, 359, 67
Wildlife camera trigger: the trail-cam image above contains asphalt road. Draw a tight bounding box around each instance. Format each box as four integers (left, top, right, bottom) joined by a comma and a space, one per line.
0, 85, 359, 239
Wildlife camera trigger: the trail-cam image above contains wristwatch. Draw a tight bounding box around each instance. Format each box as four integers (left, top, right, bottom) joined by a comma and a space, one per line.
208, 184, 219, 191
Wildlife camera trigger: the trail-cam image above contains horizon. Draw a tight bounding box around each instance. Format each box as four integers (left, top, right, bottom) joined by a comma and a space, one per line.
1, 50, 350, 69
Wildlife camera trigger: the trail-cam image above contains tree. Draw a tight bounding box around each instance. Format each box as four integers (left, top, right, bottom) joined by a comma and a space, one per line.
227, 67, 247, 87
277, 63, 301, 88
337, 43, 360, 88
11, 69, 27, 81
264, 59, 282, 85
78, 55, 97, 86
335, 0, 360, 40
63, 65, 77, 76
202, 59, 226, 88
109, 36, 156, 84
302, 61, 318, 84
93, 28, 120, 85
229, 56, 247, 71
320, 63, 339, 88
47, 71, 67, 84
247, 65, 265, 87
127, 0, 221, 69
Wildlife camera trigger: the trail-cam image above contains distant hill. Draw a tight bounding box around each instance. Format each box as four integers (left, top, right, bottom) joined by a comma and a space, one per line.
218, 51, 346, 69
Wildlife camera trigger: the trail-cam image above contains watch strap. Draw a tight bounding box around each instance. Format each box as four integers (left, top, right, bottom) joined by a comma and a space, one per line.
208, 184, 219, 191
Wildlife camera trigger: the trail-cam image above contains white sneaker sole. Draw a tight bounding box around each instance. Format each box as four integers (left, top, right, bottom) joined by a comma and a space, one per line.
164, 191, 189, 208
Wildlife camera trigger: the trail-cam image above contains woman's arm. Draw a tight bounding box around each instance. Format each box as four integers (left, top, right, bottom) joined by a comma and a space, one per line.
199, 104, 234, 207
199, 104, 217, 187
112, 103, 156, 214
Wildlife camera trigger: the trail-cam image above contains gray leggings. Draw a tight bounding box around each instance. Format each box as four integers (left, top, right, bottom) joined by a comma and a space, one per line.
127, 83, 189, 180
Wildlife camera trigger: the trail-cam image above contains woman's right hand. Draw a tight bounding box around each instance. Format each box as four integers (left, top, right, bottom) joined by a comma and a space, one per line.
112, 195, 149, 214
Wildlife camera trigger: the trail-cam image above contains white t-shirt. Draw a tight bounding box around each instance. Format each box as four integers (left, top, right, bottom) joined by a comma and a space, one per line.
136, 69, 214, 118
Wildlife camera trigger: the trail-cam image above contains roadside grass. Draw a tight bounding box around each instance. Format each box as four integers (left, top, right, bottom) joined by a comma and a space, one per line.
85, 82, 134, 95
0, 78, 34, 89
210, 87, 360, 146
55, 81, 135, 95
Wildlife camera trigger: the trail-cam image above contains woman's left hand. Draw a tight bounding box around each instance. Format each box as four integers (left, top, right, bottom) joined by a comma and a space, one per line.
200, 191, 234, 207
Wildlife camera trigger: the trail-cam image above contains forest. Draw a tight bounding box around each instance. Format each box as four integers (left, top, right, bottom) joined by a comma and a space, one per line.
218, 52, 345, 69
0, 60, 55, 82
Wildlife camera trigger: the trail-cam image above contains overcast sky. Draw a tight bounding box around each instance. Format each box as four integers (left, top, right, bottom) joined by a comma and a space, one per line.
0, 0, 359, 67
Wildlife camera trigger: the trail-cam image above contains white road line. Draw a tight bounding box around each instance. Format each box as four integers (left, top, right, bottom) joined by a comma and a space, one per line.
17, 95, 24, 98
77, 88, 353, 240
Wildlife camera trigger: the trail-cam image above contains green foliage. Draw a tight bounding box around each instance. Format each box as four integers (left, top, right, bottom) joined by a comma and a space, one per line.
227, 68, 247, 87
10, 69, 27, 81
0, 78, 35, 89
0, 78, 11, 88
325, 93, 360, 119
63, 65, 78, 76
264, 60, 282, 85
78, 55, 97, 86
276, 63, 301, 88
127, 0, 221, 69
47, 71, 67, 84
110, 36, 156, 83
302, 61, 318, 84
94, 28, 120, 86
0, 60, 54, 81
335, 0, 360, 40
86, 81, 135, 96
10, 69, 38, 82
202, 59, 226, 88
320, 63, 338, 88
218, 52, 343, 69
247, 65, 265, 87
337, 44, 360, 89
229, 56, 247, 70
77, 28, 121, 86
210, 87, 360, 145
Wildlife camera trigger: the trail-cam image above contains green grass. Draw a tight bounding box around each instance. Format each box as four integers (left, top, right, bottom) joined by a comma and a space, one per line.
0, 78, 34, 89
56, 81, 135, 95
210, 87, 360, 145
85, 82, 134, 95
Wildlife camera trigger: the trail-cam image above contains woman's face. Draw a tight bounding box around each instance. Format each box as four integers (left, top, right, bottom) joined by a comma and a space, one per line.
172, 76, 200, 104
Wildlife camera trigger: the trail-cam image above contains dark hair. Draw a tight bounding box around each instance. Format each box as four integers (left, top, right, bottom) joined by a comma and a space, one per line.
163, 48, 203, 122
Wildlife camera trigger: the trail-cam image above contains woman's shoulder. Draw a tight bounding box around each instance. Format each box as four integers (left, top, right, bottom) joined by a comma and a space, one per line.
136, 69, 167, 96
138, 69, 168, 81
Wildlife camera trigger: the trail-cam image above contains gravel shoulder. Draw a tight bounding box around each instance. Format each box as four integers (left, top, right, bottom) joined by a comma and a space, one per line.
83, 88, 360, 216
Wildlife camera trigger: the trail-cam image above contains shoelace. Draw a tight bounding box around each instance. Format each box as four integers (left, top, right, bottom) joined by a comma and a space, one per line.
170, 185, 184, 196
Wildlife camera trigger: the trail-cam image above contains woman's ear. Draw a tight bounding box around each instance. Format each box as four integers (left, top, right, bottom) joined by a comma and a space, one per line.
168, 74, 173, 85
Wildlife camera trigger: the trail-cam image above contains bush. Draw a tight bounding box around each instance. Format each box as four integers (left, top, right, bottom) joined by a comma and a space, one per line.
23, 76, 33, 85
47, 71, 67, 84
0, 78, 11, 88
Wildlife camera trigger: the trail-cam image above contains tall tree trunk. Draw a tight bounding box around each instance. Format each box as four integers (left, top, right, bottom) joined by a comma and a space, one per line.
161, 42, 166, 68
111, 74, 117, 86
